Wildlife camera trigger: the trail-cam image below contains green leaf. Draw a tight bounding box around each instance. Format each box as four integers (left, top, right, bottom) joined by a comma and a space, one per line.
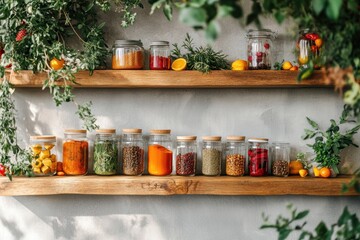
179, 7, 207, 27
294, 210, 309, 220
314, 221, 328, 236
163, 3, 173, 21
338, 207, 350, 225
189, 0, 206, 8
205, 21, 220, 41
274, 10, 285, 24
279, 229, 292, 240
312, 0, 326, 15
306, 117, 320, 130
326, 0, 342, 20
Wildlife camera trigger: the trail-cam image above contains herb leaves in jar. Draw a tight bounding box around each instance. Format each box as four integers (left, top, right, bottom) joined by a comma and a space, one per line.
94, 129, 118, 175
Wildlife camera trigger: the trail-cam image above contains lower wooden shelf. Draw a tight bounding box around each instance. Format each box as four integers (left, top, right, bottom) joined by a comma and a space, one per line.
0, 175, 358, 196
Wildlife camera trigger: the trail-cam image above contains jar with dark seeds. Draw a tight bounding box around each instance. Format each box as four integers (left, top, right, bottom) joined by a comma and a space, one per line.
176, 136, 197, 176
121, 128, 145, 176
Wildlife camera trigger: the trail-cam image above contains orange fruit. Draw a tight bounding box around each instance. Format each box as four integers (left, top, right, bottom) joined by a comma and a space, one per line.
50, 58, 65, 71
57, 171, 65, 176
289, 160, 303, 175
231, 59, 248, 71
315, 38, 323, 48
313, 167, 320, 177
320, 167, 331, 178
282, 61, 293, 70
299, 169, 308, 177
289, 66, 299, 71
171, 58, 187, 71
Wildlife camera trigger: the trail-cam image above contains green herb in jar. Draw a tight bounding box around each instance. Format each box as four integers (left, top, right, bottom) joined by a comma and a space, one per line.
202, 148, 221, 176
94, 140, 118, 175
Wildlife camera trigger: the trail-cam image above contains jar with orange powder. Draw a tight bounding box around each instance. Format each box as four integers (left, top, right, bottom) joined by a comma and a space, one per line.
62, 129, 89, 175
112, 40, 144, 70
148, 129, 173, 176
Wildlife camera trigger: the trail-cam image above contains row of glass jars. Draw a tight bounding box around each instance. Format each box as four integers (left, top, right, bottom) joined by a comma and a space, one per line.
30, 130, 290, 177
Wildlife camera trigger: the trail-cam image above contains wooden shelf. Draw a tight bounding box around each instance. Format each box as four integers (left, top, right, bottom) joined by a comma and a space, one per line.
0, 175, 357, 196
4, 70, 332, 88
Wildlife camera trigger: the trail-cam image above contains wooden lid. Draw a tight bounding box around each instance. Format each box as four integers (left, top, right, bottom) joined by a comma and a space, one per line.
122, 128, 142, 134
202, 136, 221, 141
30, 135, 56, 141
150, 129, 171, 134
227, 136, 245, 142
64, 129, 86, 134
248, 137, 269, 142
96, 129, 116, 134
177, 136, 197, 141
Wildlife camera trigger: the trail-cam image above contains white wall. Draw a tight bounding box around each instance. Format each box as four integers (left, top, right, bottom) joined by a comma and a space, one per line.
1, 2, 360, 240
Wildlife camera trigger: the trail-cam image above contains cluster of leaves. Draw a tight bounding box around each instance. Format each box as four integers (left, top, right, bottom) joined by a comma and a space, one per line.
172, 33, 229, 73
302, 106, 360, 172
342, 168, 360, 193
261, 205, 360, 240
113, 0, 144, 28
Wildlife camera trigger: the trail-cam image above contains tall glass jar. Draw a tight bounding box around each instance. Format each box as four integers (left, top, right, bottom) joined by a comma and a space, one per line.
112, 40, 144, 70
248, 138, 269, 177
148, 129, 173, 176
149, 41, 171, 70
225, 136, 246, 176
121, 128, 145, 176
296, 29, 322, 69
247, 29, 275, 70
271, 142, 290, 177
30, 135, 57, 176
93, 129, 118, 176
63, 129, 89, 176
176, 136, 197, 176
202, 136, 222, 176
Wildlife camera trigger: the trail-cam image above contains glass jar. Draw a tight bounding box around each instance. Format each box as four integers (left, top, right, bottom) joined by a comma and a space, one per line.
62, 129, 89, 175
247, 29, 275, 70
148, 129, 173, 176
149, 41, 171, 70
248, 138, 269, 177
93, 129, 118, 176
271, 142, 290, 177
202, 136, 222, 176
176, 136, 197, 176
121, 128, 145, 176
112, 40, 144, 70
225, 136, 246, 176
30, 135, 57, 176
296, 29, 322, 69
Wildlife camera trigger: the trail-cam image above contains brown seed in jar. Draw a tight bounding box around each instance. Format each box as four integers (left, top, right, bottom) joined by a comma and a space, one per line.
272, 160, 289, 177
226, 154, 245, 176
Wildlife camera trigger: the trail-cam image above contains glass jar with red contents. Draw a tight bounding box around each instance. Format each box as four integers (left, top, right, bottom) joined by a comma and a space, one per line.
176, 136, 197, 176
149, 41, 171, 70
296, 29, 322, 69
247, 29, 275, 70
248, 138, 269, 177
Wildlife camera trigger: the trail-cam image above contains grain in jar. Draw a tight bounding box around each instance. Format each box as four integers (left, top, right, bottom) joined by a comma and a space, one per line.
271, 142, 290, 177
202, 136, 222, 176
225, 136, 246, 176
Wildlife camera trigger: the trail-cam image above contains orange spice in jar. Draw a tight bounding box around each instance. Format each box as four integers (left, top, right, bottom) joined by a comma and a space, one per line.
112, 40, 144, 70
148, 129, 173, 176
62, 129, 89, 175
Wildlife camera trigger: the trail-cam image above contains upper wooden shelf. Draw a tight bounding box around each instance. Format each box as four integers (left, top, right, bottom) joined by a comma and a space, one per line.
0, 175, 357, 196
5, 70, 332, 88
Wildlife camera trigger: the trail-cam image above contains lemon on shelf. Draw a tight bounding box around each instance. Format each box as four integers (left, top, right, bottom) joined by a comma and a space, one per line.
231, 59, 248, 71
171, 58, 187, 71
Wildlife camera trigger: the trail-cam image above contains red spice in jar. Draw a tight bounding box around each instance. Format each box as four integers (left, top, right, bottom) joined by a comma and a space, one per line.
176, 152, 196, 176
248, 148, 268, 176
150, 56, 171, 70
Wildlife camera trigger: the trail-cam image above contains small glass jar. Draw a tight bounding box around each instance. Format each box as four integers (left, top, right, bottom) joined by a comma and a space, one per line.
121, 128, 145, 176
176, 136, 197, 176
247, 29, 275, 70
63, 129, 89, 176
225, 136, 246, 177
149, 41, 171, 70
271, 142, 290, 177
202, 136, 222, 176
248, 138, 269, 177
112, 40, 144, 70
296, 29, 322, 69
148, 129, 173, 176
93, 129, 118, 176
30, 135, 57, 176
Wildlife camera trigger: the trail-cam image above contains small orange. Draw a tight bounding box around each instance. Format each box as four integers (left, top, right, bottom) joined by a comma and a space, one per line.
282, 61, 293, 70
171, 58, 187, 71
57, 171, 65, 176
50, 58, 65, 71
313, 167, 320, 177
289, 160, 303, 175
315, 38, 323, 48
289, 66, 299, 71
231, 59, 248, 71
320, 167, 331, 178
299, 169, 308, 177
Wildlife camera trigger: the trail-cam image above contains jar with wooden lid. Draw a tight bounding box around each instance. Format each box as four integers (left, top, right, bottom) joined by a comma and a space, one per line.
225, 136, 246, 176
94, 129, 118, 176
148, 129, 173, 176
202, 136, 222, 176
176, 136, 197, 176
271, 142, 290, 177
112, 40, 144, 70
30, 135, 57, 176
63, 129, 89, 175
121, 128, 144, 176
248, 138, 269, 177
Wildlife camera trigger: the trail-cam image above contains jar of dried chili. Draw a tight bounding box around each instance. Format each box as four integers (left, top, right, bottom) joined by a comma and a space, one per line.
63, 129, 89, 175
148, 129, 173, 176
248, 138, 269, 177
176, 136, 197, 176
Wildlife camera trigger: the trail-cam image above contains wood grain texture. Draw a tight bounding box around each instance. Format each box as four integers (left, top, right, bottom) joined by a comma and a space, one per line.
0, 175, 357, 196
5, 70, 332, 88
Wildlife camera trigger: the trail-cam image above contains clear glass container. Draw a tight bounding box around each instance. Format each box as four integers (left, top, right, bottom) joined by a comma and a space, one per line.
112, 40, 144, 70
271, 142, 290, 177
149, 41, 171, 70
247, 29, 275, 70
93, 129, 118, 176
176, 136, 197, 176
248, 138, 269, 177
121, 128, 145, 176
225, 136, 246, 176
62, 129, 89, 176
296, 29, 322, 69
30, 135, 57, 176
148, 129, 173, 176
202, 136, 222, 176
